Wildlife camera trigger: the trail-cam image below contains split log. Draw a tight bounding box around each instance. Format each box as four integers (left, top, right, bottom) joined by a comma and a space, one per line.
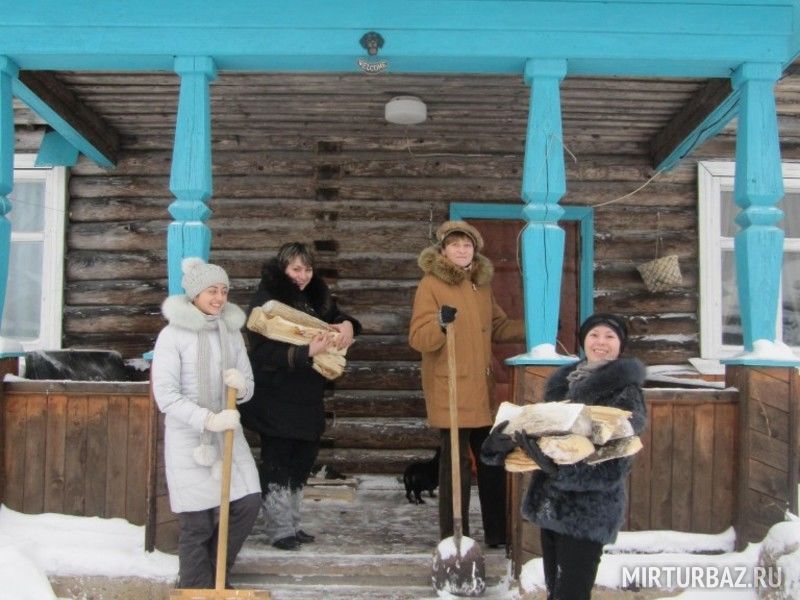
588, 405, 635, 445
504, 401, 593, 438
246, 301, 348, 380
585, 436, 643, 465
538, 434, 596, 465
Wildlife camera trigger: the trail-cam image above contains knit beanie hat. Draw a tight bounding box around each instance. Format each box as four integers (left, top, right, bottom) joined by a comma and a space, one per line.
578, 313, 628, 353
181, 257, 229, 299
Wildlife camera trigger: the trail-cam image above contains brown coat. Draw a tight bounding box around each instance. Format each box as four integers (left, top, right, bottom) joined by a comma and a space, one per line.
409, 247, 525, 428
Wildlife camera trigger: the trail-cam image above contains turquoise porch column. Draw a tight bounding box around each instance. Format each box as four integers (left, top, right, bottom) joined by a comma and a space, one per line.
508, 59, 574, 365
167, 56, 217, 295
726, 62, 798, 366
0, 57, 20, 354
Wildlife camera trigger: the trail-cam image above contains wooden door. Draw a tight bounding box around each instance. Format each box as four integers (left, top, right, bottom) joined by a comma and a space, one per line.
466, 219, 580, 412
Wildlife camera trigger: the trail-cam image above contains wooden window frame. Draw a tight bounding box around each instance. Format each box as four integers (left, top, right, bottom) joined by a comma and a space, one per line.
698, 160, 800, 360
9, 154, 67, 350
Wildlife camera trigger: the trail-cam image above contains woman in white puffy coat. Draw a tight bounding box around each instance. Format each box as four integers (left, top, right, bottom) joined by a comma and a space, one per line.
152, 258, 261, 589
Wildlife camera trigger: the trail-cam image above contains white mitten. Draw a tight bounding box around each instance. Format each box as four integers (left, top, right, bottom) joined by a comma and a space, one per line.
223, 368, 247, 398
204, 409, 240, 432
193, 443, 217, 466
211, 460, 223, 481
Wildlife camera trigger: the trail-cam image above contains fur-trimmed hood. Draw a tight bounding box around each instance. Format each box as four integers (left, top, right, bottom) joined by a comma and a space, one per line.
254, 258, 334, 317
417, 246, 494, 288
161, 294, 246, 333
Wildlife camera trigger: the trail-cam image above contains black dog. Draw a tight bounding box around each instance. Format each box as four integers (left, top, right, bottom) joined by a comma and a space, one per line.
403, 448, 440, 504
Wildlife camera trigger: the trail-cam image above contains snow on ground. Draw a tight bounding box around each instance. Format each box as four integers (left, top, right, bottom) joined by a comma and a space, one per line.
520, 523, 800, 599
0, 505, 177, 599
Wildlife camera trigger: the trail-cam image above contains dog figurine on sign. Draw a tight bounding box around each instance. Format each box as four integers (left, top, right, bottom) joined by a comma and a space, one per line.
403, 448, 440, 504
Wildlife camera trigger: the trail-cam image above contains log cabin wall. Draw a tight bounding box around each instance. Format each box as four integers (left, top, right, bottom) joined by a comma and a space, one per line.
11, 72, 800, 472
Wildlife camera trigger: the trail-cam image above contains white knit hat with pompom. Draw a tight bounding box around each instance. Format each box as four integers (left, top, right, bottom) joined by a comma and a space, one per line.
181, 257, 229, 299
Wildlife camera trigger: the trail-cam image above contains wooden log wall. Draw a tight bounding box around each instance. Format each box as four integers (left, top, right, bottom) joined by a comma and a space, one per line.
508, 366, 740, 577
12, 71, 800, 474
0, 381, 152, 525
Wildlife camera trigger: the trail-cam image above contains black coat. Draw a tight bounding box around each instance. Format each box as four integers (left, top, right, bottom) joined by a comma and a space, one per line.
521, 357, 647, 545
240, 259, 361, 441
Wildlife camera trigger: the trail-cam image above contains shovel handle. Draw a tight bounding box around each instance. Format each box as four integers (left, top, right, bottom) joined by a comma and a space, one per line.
445, 323, 463, 542
214, 386, 237, 591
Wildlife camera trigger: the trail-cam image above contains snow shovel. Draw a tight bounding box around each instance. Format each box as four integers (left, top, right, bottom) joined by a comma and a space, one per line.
170, 386, 270, 600
431, 322, 486, 596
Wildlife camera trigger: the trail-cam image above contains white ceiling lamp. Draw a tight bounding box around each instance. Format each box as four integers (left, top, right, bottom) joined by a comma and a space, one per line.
385, 96, 427, 125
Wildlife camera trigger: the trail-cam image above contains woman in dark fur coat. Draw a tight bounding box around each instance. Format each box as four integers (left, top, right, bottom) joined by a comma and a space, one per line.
482, 313, 646, 600
242, 242, 361, 551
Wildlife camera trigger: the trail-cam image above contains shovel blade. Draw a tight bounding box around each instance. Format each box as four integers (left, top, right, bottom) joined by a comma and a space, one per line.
431, 535, 486, 596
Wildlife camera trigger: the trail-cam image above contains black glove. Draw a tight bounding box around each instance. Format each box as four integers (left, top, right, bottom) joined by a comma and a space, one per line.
480, 420, 515, 466
439, 305, 457, 327
514, 431, 558, 476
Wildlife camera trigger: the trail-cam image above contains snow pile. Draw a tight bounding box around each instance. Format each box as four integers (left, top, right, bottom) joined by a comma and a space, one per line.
731, 339, 799, 363
0, 505, 177, 581
756, 518, 800, 600
518, 522, 800, 599
0, 536, 57, 600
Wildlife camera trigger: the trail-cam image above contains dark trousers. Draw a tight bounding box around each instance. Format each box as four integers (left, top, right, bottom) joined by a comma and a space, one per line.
177, 492, 261, 589
438, 427, 507, 546
258, 435, 320, 490
540, 528, 604, 600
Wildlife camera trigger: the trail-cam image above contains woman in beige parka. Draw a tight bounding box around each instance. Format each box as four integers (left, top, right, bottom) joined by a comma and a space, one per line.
409, 220, 524, 548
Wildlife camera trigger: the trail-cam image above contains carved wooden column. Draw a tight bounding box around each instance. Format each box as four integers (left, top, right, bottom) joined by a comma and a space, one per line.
167, 56, 216, 294
0, 57, 18, 327
727, 63, 790, 360
518, 59, 568, 357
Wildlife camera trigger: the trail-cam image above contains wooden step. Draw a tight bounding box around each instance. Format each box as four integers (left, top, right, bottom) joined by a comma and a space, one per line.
316, 448, 438, 474
322, 417, 438, 449
325, 389, 426, 418
337, 360, 421, 390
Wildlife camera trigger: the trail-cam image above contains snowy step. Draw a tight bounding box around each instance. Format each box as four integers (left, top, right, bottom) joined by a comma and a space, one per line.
233, 550, 508, 582
322, 417, 438, 449
325, 389, 426, 418
316, 447, 436, 474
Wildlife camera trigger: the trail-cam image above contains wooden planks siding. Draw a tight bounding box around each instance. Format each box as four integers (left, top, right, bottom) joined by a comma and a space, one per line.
508, 365, 740, 576
1, 381, 152, 525
727, 366, 800, 548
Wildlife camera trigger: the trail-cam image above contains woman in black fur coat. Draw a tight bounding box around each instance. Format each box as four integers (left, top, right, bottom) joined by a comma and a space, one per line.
482, 313, 646, 600
242, 242, 361, 551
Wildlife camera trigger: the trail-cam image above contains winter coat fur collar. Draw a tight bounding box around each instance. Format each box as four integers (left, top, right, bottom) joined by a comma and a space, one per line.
546, 357, 646, 405
417, 246, 494, 288
255, 258, 334, 316
161, 294, 246, 333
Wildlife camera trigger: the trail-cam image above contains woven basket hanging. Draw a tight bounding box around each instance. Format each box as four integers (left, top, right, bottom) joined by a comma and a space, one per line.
637, 213, 682, 293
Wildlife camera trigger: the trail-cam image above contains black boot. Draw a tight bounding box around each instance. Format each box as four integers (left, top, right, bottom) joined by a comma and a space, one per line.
272, 535, 300, 551
295, 530, 315, 544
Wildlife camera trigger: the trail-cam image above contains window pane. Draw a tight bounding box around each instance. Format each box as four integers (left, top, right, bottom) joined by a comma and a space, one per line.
781, 192, 800, 238
0, 241, 42, 340
8, 180, 45, 233
721, 251, 743, 346
720, 189, 738, 237
783, 253, 800, 346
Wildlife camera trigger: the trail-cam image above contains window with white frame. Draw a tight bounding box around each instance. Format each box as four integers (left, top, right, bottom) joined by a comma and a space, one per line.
698, 161, 800, 359
0, 155, 66, 350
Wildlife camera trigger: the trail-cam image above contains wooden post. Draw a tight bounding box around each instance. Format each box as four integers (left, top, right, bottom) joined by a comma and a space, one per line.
729, 62, 784, 354
168, 56, 216, 295
519, 59, 567, 355
0, 57, 18, 326
727, 365, 800, 549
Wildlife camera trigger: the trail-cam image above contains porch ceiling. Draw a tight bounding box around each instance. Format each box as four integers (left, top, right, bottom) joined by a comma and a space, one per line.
12, 66, 800, 166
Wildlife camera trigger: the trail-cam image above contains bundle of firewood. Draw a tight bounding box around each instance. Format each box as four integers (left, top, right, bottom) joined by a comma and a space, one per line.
246, 300, 347, 380
494, 401, 642, 473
